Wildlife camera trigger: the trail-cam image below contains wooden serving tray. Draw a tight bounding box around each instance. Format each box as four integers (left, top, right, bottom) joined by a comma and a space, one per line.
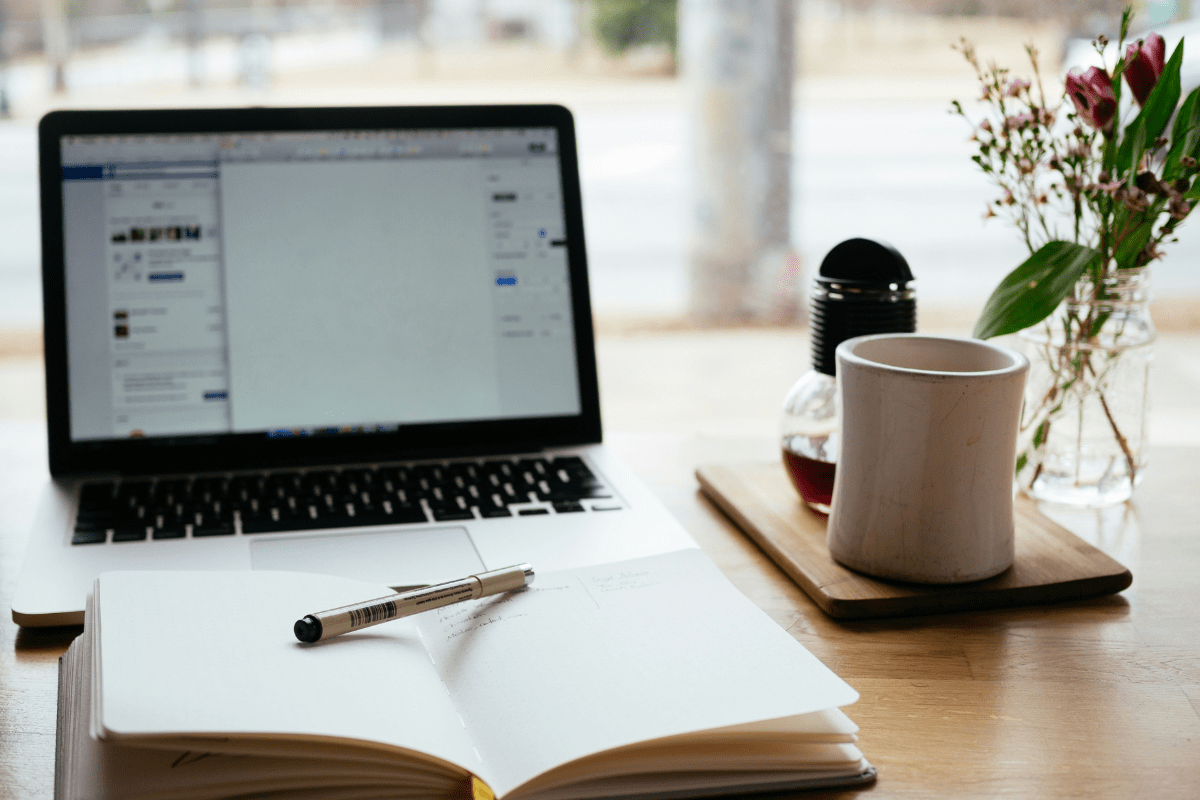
696, 462, 1133, 620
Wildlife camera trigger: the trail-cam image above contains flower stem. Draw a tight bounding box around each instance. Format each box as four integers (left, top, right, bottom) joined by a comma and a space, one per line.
1096, 387, 1139, 483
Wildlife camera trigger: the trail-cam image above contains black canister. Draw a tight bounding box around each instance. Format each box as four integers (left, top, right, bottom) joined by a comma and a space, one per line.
810, 238, 917, 376
781, 238, 917, 514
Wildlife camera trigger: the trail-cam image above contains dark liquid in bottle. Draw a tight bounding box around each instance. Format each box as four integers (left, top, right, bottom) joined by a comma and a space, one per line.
782, 448, 835, 516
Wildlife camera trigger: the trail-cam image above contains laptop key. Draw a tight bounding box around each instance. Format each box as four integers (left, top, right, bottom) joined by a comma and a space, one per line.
112, 525, 149, 542
193, 476, 229, 498
152, 479, 190, 507
516, 459, 550, 482
115, 481, 151, 515
431, 506, 475, 522
77, 482, 116, 517
193, 521, 235, 537
71, 529, 108, 545
152, 526, 187, 540
153, 513, 187, 539
553, 501, 585, 513
563, 487, 614, 500
477, 504, 512, 518
548, 456, 586, 471
341, 468, 376, 490
378, 500, 428, 525
545, 484, 610, 501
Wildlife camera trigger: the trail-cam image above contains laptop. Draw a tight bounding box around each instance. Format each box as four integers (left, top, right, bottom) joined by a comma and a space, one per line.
13, 104, 696, 627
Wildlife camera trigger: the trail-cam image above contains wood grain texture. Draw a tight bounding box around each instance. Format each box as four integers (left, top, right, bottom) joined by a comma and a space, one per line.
4, 422, 1200, 800
696, 462, 1133, 619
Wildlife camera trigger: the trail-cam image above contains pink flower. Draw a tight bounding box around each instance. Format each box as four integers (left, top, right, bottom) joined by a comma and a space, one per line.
1005, 79, 1031, 97
1066, 67, 1117, 133
1004, 112, 1036, 130
1124, 33, 1166, 107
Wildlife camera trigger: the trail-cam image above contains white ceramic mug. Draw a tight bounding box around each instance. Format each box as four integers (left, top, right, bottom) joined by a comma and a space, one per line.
826, 334, 1029, 584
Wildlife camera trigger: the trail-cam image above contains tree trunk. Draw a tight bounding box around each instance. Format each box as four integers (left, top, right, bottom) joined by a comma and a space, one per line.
680, 0, 800, 324
185, 0, 205, 88
39, 0, 68, 94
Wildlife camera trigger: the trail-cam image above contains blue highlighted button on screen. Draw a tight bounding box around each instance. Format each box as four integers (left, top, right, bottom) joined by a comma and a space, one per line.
496, 276, 517, 286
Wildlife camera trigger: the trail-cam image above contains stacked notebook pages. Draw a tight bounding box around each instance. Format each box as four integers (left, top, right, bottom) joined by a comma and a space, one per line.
57, 549, 875, 800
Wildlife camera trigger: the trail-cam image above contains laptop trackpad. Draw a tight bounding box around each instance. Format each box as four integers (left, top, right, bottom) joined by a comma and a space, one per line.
249, 527, 485, 589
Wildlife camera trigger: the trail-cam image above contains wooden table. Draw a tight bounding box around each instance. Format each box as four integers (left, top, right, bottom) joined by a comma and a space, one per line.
2, 418, 1199, 798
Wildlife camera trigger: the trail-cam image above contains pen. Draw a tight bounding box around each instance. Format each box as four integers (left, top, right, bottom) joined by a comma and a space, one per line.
293, 563, 534, 643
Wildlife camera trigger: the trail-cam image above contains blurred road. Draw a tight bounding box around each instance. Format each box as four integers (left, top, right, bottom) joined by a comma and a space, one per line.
3, 38, 1200, 329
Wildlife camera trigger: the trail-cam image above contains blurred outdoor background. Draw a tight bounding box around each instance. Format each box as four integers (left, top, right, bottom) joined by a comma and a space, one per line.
1, 0, 1199, 387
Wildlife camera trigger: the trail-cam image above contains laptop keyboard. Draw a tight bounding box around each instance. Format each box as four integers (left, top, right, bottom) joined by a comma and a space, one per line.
71, 456, 621, 545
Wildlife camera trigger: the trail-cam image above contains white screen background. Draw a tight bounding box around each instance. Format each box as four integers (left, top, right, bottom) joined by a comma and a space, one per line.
219, 159, 502, 431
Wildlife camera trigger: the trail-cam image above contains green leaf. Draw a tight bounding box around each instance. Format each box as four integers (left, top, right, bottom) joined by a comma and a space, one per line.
1170, 85, 1200, 142
1125, 120, 1147, 185
1111, 55, 1124, 118
1112, 204, 1160, 268
1164, 86, 1200, 180
1090, 308, 1114, 339
973, 241, 1098, 339
1141, 37, 1183, 135
1032, 420, 1048, 449
1116, 39, 1184, 175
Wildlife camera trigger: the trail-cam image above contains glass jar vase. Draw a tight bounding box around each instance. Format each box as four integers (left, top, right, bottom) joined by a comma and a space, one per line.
1016, 267, 1154, 507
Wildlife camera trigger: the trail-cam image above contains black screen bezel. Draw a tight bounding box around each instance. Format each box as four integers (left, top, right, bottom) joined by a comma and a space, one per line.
40, 104, 601, 477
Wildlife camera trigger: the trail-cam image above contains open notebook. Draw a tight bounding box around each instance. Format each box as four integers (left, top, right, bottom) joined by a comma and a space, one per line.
57, 550, 876, 799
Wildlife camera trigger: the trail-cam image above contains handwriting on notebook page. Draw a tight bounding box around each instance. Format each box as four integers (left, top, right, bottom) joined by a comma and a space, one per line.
587, 569, 660, 594
431, 563, 664, 642
435, 588, 533, 640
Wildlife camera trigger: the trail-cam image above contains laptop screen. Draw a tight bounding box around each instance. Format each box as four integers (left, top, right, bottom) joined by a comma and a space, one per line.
58, 126, 582, 445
